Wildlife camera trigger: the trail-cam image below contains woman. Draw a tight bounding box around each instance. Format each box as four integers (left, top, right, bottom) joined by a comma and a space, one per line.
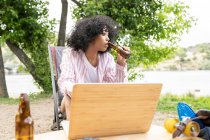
58, 15, 128, 120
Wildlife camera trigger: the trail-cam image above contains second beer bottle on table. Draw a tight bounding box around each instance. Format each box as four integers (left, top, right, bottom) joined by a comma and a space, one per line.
15, 93, 34, 140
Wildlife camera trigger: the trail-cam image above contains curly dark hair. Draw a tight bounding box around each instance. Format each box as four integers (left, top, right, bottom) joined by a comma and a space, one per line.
67, 15, 119, 52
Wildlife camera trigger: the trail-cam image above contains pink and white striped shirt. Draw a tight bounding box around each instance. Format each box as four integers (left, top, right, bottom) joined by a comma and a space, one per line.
58, 48, 128, 96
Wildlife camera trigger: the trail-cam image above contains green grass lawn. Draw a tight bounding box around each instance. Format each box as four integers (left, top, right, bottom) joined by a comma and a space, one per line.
0, 92, 51, 105
157, 92, 210, 113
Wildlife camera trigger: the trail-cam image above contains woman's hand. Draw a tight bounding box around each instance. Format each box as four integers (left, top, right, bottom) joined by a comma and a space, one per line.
117, 53, 126, 66
116, 46, 130, 66
64, 88, 72, 98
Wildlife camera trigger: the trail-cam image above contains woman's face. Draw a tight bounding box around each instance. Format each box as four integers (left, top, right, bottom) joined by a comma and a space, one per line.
91, 29, 110, 52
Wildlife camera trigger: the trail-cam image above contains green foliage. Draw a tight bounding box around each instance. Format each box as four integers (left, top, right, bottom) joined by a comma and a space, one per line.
0, 0, 56, 93
176, 47, 187, 59
72, 0, 195, 71
200, 60, 210, 70
157, 93, 210, 112
196, 43, 210, 53
16, 65, 28, 73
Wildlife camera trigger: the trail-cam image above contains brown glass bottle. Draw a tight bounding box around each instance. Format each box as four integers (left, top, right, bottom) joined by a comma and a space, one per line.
15, 93, 34, 140
108, 42, 131, 59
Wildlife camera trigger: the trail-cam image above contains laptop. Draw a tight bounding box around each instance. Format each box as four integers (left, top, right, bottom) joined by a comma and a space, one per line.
66, 83, 162, 140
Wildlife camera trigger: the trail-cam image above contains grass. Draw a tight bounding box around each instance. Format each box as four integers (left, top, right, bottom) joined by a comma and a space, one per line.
157, 92, 210, 113
0, 92, 51, 105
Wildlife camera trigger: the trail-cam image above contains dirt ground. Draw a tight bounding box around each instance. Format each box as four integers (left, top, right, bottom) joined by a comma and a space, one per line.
0, 98, 176, 140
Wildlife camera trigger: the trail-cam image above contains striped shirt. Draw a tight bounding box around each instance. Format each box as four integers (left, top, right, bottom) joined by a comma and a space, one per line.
58, 48, 128, 96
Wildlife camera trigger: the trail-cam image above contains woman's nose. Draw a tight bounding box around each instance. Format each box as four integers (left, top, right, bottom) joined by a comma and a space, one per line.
106, 36, 110, 42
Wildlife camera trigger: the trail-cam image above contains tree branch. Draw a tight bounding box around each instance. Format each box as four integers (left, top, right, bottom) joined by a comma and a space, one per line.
6, 40, 44, 87
71, 0, 82, 7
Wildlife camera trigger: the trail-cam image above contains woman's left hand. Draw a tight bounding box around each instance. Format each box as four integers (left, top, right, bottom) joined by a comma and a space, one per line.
117, 53, 126, 67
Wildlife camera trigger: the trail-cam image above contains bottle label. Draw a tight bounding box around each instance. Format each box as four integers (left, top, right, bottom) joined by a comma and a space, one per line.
24, 117, 33, 124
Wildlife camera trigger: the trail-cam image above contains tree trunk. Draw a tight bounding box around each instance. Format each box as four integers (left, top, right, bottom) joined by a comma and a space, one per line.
6, 40, 44, 90
57, 0, 68, 46
0, 46, 9, 97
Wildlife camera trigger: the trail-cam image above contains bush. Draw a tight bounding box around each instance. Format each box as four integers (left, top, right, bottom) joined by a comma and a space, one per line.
16, 65, 28, 73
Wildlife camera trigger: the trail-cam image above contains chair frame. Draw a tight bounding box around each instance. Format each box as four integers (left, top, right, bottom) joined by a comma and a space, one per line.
48, 46, 66, 130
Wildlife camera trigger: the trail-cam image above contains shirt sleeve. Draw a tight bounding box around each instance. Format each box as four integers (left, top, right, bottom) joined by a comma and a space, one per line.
104, 54, 128, 83
58, 49, 76, 96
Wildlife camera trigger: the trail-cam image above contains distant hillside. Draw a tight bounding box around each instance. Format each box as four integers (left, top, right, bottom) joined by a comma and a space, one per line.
152, 43, 210, 71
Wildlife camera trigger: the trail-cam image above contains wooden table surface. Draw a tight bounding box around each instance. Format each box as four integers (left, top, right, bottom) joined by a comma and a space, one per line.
22, 124, 172, 140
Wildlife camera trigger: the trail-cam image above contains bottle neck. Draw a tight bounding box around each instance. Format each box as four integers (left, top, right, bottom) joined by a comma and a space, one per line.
18, 97, 31, 117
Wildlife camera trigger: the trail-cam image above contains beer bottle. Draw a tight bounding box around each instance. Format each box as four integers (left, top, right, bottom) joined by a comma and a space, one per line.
15, 93, 34, 140
108, 42, 131, 59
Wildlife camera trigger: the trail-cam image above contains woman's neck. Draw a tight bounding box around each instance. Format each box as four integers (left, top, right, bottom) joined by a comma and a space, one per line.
85, 48, 98, 67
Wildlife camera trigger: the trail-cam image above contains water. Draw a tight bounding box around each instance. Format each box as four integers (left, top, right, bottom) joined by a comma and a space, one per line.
134, 70, 210, 96
5, 71, 210, 98
5, 74, 42, 98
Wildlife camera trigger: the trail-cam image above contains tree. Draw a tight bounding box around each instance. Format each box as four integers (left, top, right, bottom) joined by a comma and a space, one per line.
176, 48, 187, 70
0, 0, 55, 96
71, 0, 194, 71
0, 46, 8, 97
57, 0, 68, 46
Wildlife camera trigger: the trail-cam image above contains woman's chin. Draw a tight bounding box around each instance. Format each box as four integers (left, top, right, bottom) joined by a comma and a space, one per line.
102, 46, 108, 51
99, 48, 107, 52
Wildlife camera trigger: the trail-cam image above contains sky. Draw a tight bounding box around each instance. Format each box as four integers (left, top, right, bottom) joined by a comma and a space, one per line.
48, 0, 210, 47
48, 0, 75, 34
179, 0, 210, 47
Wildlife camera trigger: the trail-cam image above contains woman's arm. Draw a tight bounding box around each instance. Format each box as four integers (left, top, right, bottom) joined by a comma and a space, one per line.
103, 53, 128, 83
58, 48, 76, 96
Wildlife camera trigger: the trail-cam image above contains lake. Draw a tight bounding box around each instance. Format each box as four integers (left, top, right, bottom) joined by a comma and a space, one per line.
134, 70, 210, 97
5, 71, 210, 97
5, 74, 42, 98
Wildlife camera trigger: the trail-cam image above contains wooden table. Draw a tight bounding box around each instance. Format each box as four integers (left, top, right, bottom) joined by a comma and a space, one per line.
99, 125, 172, 140
11, 130, 67, 140
20, 125, 172, 140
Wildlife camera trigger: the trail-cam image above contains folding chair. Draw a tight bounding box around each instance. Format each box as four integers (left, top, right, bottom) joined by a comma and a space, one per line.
48, 46, 66, 130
